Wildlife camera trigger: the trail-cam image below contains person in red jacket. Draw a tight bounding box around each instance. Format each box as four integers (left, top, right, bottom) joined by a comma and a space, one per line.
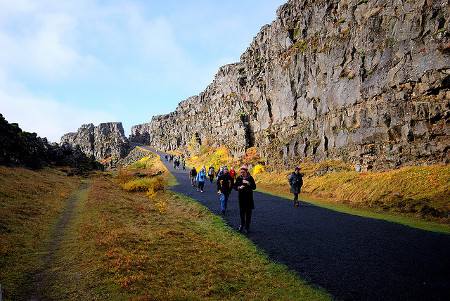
229, 167, 236, 180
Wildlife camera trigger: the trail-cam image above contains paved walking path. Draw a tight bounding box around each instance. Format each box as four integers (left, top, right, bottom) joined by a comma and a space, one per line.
143, 145, 450, 300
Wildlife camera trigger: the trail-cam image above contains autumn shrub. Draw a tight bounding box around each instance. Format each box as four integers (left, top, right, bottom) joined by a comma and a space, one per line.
253, 164, 266, 175
187, 145, 237, 171
146, 176, 167, 198
115, 168, 134, 185
128, 157, 153, 169
122, 176, 166, 193
244, 147, 260, 165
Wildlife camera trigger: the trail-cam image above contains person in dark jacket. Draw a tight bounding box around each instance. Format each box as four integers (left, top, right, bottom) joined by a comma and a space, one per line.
189, 167, 197, 187
288, 167, 303, 206
233, 165, 256, 233
217, 166, 233, 214
208, 165, 215, 183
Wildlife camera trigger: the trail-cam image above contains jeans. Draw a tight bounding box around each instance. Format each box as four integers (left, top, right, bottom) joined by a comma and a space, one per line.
220, 193, 229, 211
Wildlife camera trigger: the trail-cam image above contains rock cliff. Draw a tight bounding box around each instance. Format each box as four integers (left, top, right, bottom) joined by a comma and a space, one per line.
0, 114, 99, 172
61, 122, 130, 161
130, 0, 449, 172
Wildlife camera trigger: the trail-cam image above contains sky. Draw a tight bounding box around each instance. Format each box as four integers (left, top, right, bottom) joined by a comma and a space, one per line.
0, 0, 286, 143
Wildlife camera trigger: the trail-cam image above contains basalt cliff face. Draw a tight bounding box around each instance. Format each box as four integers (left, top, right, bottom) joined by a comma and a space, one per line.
130, 0, 449, 172
61, 122, 130, 162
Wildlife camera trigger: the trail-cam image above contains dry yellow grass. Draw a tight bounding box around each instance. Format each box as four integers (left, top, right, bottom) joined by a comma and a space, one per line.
0, 162, 330, 300
44, 168, 330, 299
0, 166, 81, 300
255, 165, 450, 218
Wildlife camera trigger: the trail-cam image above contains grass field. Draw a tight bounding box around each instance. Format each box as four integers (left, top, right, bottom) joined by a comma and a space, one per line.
2, 145, 447, 299
0, 159, 330, 300
0, 166, 81, 300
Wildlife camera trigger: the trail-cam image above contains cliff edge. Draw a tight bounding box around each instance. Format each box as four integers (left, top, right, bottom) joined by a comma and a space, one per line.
130, 0, 449, 172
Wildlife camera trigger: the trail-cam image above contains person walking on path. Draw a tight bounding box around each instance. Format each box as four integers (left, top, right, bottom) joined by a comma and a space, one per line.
229, 167, 236, 181
208, 165, 215, 183
196, 167, 207, 192
217, 166, 233, 215
234, 165, 256, 233
288, 167, 303, 206
216, 166, 224, 180
189, 167, 197, 187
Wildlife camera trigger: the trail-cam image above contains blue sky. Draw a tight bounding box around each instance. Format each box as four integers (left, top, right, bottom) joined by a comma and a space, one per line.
0, 0, 286, 143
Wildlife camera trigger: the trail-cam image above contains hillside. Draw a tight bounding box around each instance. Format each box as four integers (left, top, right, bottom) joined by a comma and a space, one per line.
130, 0, 449, 172
0, 114, 98, 173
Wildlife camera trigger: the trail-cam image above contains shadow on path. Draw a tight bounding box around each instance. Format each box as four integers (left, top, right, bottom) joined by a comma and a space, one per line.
143, 145, 450, 301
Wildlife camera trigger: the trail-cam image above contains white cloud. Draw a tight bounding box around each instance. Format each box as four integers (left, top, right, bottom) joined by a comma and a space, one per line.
0, 1, 101, 82
0, 0, 287, 142
27, 13, 82, 79
0, 76, 115, 143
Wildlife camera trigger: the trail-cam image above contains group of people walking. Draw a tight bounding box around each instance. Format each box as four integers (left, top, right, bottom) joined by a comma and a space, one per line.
166, 154, 185, 170
182, 156, 303, 234
188, 164, 256, 234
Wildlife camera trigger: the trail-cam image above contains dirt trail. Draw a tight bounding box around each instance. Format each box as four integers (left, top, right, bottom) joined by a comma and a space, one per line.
27, 181, 91, 301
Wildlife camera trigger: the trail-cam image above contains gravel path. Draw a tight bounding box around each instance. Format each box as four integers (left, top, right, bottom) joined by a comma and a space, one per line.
146, 146, 450, 300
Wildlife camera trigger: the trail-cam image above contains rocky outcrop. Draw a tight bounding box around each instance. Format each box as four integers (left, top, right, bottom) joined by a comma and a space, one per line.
61, 122, 130, 161
121, 146, 153, 167
0, 114, 98, 172
130, 0, 449, 172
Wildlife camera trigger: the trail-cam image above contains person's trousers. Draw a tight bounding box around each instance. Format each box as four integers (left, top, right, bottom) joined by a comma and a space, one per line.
198, 181, 205, 191
220, 193, 229, 211
239, 208, 252, 230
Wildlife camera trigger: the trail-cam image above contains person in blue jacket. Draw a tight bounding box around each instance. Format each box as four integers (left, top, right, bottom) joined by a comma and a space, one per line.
196, 166, 207, 192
